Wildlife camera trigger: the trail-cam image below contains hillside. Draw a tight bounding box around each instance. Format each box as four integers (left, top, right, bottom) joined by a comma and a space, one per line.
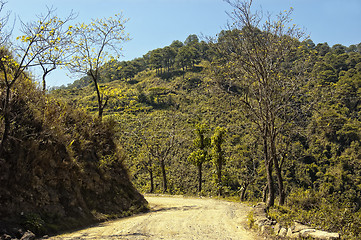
1, 0, 361, 238
52, 35, 361, 239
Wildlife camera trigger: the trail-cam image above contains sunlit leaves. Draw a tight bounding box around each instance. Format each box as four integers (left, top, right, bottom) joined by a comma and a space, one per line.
66, 13, 129, 119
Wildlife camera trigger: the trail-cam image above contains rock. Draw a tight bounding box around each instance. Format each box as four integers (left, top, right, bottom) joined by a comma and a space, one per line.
300, 228, 316, 237
249, 203, 341, 240
273, 223, 281, 235
1, 234, 12, 240
307, 230, 340, 240
13, 228, 24, 239
20, 231, 35, 240
286, 227, 300, 238
278, 227, 287, 237
293, 221, 313, 232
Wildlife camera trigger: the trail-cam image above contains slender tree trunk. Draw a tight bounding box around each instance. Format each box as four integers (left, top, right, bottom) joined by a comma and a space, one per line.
160, 159, 167, 193
149, 168, 154, 193
42, 73, 47, 92
263, 128, 275, 208
270, 132, 285, 205
0, 85, 11, 154
197, 163, 202, 192
274, 161, 285, 205
240, 183, 249, 202
266, 159, 275, 208
91, 73, 104, 120
217, 160, 223, 196
262, 184, 268, 203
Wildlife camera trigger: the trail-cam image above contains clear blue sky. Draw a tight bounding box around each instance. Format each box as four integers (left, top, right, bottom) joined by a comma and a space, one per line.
4, 0, 361, 87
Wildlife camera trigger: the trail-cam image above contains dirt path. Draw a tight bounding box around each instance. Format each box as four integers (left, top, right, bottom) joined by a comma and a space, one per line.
48, 195, 263, 240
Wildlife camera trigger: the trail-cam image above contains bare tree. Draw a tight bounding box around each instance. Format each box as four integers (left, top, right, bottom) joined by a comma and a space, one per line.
211, 0, 308, 207
0, 1, 11, 45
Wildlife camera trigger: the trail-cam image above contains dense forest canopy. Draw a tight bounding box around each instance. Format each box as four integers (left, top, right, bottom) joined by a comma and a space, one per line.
1, 0, 361, 239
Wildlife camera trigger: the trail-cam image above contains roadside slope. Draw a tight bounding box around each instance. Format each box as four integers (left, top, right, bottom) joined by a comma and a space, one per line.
50, 195, 262, 240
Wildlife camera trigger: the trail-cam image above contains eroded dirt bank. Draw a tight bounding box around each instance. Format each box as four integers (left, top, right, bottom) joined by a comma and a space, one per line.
48, 195, 263, 240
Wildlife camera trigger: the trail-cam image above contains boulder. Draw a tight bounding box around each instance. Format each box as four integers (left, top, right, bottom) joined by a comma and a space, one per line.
304, 230, 340, 240
20, 231, 35, 240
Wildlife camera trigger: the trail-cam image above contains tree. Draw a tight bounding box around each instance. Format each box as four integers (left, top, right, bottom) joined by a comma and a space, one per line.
162, 46, 176, 72
188, 123, 211, 193
315, 42, 331, 56
235, 134, 260, 201
67, 14, 129, 119
26, 7, 76, 91
212, 0, 308, 206
184, 34, 199, 46
176, 45, 197, 71
170, 40, 184, 50
148, 48, 163, 74
0, 6, 74, 152
211, 126, 227, 196
138, 112, 180, 193
0, 1, 10, 45
137, 146, 156, 193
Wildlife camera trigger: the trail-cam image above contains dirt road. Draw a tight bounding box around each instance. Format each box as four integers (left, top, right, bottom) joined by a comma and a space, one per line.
48, 195, 263, 240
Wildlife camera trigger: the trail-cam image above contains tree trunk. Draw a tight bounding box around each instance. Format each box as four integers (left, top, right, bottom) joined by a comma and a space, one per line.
262, 184, 268, 203
42, 73, 47, 92
0, 85, 11, 154
271, 135, 285, 205
266, 159, 275, 208
160, 159, 167, 193
240, 183, 249, 202
149, 168, 154, 193
217, 160, 223, 196
274, 157, 285, 205
197, 163, 202, 192
263, 129, 275, 208
90, 73, 104, 120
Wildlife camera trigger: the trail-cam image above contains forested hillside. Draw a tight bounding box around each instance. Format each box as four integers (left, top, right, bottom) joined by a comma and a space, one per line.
1, 0, 361, 239
52, 9, 361, 240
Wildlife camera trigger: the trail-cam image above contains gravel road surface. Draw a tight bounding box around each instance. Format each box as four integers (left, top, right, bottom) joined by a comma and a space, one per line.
48, 195, 263, 240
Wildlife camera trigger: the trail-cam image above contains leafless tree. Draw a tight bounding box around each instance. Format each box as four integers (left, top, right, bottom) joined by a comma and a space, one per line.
211, 0, 309, 206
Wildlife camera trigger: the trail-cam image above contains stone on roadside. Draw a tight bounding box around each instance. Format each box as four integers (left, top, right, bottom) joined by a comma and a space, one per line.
20, 231, 35, 240
273, 223, 281, 235
278, 227, 287, 237
306, 230, 340, 240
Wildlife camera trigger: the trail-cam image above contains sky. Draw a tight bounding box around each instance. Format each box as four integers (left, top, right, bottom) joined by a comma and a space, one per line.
4, 0, 361, 87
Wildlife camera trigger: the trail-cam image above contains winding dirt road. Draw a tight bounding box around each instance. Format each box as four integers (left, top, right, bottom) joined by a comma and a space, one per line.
49, 195, 263, 240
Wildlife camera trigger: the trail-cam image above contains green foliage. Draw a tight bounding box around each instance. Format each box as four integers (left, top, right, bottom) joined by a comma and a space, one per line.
43, 3, 361, 237
188, 123, 211, 166
22, 213, 46, 235
211, 126, 227, 195
246, 210, 255, 229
